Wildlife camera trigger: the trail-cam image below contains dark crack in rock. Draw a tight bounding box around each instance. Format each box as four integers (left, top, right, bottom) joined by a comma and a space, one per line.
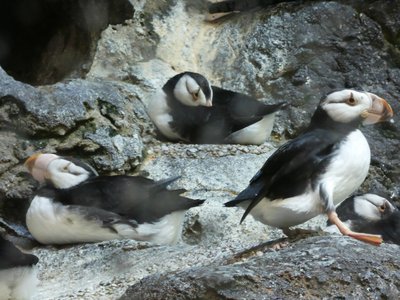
0, 0, 134, 85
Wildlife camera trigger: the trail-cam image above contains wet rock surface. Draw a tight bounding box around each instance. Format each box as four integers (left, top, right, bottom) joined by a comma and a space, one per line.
0, 0, 398, 299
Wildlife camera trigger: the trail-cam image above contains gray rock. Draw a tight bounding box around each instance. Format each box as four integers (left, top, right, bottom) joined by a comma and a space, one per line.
0, 0, 399, 299
0, 69, 148, 221
120, 236, 400, 300
1, 0, 134, 85
88, 0, 399, 196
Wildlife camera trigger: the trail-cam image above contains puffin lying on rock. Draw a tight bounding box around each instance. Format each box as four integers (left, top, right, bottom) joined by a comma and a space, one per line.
225, 89, 394, 246
326, 194, 400, 245
25, 153, 204, 245
147, 71, 287, 144
0, 235, 38, 300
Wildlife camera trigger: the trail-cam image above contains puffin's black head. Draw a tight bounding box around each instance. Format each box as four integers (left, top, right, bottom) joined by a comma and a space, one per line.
310, 89, 393, 131
163, 72, 213, 107
25, 153, 97, 189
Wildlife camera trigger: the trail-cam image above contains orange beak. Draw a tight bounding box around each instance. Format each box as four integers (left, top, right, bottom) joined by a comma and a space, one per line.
362, 94, 394, 125
25, 153, 59, 183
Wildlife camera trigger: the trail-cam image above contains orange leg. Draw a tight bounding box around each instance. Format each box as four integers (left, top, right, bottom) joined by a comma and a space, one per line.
327, 211, 383, 246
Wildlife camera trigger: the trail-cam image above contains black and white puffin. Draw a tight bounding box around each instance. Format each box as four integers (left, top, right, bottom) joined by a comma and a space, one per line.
0, 235, 39, 300
326, 194, 400, 245
225, 89, 394, 245
147, 71, 287, 144
25, 153, 204, 245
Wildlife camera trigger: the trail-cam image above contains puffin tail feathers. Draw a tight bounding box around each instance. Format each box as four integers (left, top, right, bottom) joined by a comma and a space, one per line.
151, 176, 181, 192
225, 179, 267, 223
225, 197, 250, 207
259, 101, 289, 115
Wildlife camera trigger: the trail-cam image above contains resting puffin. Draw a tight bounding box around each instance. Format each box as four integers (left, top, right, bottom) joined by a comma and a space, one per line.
326, 194, 400, 245
225, 89, 394, 245
147, 71, 287, 144
25, 153, 204, 245
0, 235, 39, 300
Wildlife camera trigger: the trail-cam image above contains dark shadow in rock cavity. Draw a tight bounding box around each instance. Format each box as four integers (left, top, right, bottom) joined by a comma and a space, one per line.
0, 0, 133, 86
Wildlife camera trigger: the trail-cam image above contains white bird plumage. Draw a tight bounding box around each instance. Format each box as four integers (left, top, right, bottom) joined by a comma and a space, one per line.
226, 89, 393, 246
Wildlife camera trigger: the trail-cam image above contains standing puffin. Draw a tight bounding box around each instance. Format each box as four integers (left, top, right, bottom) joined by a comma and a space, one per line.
0, 235, 38, 300
325, 194, 400, 245
147, 71, 287, 144
225, 89, 393, 245
25, 153, 204, 245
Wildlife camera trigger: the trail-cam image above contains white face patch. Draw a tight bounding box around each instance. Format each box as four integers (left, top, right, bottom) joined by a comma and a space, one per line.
173, 74, 211, 107
321, 90, 373, 124
46, 159, 91, 189
353, 194, 391, 221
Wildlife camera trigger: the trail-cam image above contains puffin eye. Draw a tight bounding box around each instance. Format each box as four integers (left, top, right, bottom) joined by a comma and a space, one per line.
379, 204, 386, 212
192, 90, 199, 101
347, 93, 356, 106
62, 163, 71, 172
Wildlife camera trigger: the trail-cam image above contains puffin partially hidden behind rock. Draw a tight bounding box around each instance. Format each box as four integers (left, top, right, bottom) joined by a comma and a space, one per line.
25, 153, 204, 245
0, 235, 38, 300
225, 89, 394, 245
326, 194, 400, 245
147, 71, 287, 144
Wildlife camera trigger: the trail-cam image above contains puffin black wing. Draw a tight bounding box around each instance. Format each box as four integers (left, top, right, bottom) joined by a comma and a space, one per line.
226, 129, 344, 223
55, 176, 204, 224
211, 86, 287, 132
0, 236, 38, 270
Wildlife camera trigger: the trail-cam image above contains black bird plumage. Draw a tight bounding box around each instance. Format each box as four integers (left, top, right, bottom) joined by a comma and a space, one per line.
226, 106, 358, 223
0, 236, 38, 270
0, 235, 39, 299
150, 71, 286, 144
327, 194, 400, 245
36, 175, 203, 225
26, 154, 204, 245
225, 89, 393, 245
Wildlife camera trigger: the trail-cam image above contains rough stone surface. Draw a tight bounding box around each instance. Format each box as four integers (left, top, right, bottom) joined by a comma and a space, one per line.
88, 0, 400, 197
0, 0, 134, 85
0, 68, 148, 221
0, 0, 398, 299
121, 236, 400, 300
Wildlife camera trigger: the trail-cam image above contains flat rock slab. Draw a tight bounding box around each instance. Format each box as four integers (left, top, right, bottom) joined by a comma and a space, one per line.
121, 236, 400, 300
